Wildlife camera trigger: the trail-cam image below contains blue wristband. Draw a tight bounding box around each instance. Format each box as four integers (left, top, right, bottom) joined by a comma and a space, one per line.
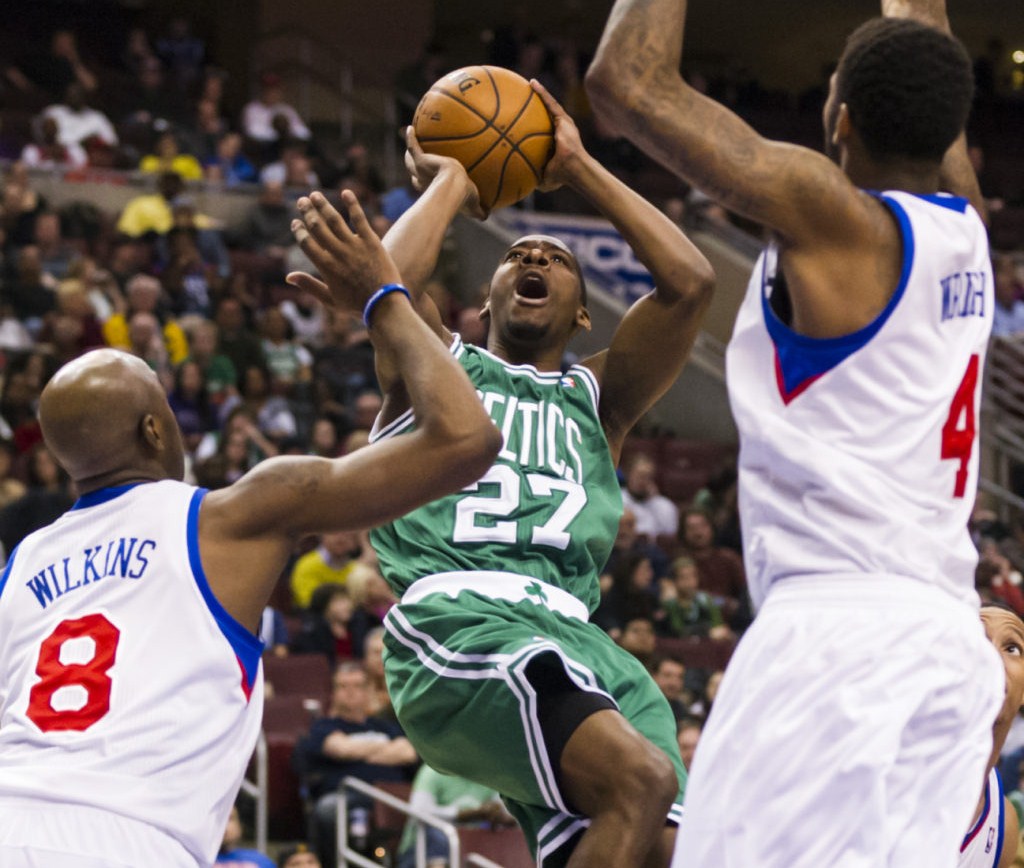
363, 283, 411, 327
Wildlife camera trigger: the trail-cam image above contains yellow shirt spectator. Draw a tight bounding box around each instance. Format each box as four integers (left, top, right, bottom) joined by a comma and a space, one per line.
290, 530, 361, 609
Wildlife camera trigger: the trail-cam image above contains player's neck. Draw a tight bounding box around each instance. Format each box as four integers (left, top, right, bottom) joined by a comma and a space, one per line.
843, 153, 942, 196
485, 336, 565, 372
74, 466, 171, 498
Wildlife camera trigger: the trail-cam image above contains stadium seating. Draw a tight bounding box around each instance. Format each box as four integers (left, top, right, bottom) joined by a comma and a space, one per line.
655, 636, 735, 672
263, 654, 331, 703
459, 825, 535, 868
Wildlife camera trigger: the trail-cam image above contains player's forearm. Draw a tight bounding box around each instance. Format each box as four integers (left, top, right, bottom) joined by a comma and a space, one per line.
568, 156, 714, 304
383, 167, 473, 295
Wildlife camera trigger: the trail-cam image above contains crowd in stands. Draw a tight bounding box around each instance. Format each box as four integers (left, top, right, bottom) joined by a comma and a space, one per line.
1, 9, 1024, 866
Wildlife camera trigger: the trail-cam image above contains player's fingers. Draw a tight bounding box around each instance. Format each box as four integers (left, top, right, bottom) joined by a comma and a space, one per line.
310, 191, 354, 241
530, 78, 566, 118
290, 217, 330, 268
340, 189, 375, 241
297, 195, 347, 253
285, 271, 333, 306
406, 126, 424, 157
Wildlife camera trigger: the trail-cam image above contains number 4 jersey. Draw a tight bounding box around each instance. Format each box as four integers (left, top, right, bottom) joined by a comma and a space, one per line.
727, 191, 994, 609
0, 480, 264, 865
370, 337, 622, 613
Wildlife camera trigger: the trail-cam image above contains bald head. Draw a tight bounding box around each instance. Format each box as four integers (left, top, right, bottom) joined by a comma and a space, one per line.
40, 349, 184, 488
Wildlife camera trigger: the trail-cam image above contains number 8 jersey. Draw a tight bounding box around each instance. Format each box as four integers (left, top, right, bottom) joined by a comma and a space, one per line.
727, 191, 994, 610
370, 337, 622, 614
0, 480, 264, 866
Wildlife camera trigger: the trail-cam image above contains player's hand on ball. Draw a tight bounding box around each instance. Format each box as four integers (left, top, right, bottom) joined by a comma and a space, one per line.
405, 127, 487, 220
286, 190, 403, 310
530, 79, 587, 193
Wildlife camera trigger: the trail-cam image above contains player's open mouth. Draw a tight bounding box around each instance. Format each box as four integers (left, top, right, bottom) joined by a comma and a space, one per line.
514, 271, 549, 304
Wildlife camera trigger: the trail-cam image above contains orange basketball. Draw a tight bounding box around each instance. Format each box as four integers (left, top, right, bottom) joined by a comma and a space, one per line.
413, 66, 554, 212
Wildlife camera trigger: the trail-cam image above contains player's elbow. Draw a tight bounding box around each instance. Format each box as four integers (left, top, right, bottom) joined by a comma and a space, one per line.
584, 62, 630, 126
435, 416, 502, 489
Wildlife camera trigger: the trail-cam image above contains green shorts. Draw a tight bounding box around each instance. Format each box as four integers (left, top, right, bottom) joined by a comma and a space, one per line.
382, 576, 686, 867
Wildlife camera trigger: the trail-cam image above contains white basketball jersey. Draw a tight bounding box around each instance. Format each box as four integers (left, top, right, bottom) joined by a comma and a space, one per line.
960, 769, 1005, 868
0, 480, 264, 865
727, 191, 993, 609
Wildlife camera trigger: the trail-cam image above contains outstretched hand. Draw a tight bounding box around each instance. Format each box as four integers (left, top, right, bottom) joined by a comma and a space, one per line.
531, 79, 589, 193
405, 127, 487, 219
286, 190, 402, 311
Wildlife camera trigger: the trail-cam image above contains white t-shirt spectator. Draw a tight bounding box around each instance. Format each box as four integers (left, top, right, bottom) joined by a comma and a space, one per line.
242, 100, 311, 142
20, 141, 87, 169
42, 104, 118, 147
622, 488, 679, 538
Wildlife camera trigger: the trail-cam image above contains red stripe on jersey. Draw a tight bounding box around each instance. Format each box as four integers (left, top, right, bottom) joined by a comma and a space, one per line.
237, 655, 253, 702
774, 351, 823, 405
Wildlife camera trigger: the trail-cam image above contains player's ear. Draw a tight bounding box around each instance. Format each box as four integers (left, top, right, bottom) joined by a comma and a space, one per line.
140, 413, 162, 451
833, 103, 851, 147
575, 305, 591, 332
480, 298, 491, 320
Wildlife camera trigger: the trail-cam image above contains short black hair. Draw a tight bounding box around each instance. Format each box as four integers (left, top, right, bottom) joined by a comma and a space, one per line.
835, 17, 973, 162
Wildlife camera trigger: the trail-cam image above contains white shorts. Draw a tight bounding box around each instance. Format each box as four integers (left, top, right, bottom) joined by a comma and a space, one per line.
672, 576, 1004, 868
0, 799, 199, 868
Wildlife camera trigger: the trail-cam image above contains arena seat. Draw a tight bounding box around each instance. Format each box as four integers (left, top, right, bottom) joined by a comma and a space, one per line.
655, 636, 735, 672
619, 435, 663, 469
265, 731, 308, 840
262, 654, 331, 702
458, 826, 535, 868
262, 693, 316, 736
659, 439, 735, 474
370, 780, 414, 860
656, 466, 708, 505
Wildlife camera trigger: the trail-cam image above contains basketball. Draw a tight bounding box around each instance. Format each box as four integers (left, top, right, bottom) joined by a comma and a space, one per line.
412, 65, 554, 212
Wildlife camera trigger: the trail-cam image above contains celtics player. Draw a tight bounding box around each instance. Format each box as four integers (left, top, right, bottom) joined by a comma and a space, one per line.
291, 83, 713, 868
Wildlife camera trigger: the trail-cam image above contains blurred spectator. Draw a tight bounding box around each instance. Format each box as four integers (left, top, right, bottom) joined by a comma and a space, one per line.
261, 305, 312, 388
362, 627, 393, 721
140, 130, 204, 181
0, 440, 27, 510
7, 245, 57, 327
40, 278, 105, 357
43, 84, 118, 153
300, 662, 417, 868
976, 555, 1024, 616
20, 116, 87, 170
2, 163, 46, 247
689, 669, 723, 721
165, 195, 231, 282
116, 171, 185, 237
337, 143, 385, 200
396, 765, 513, 868
214, 803, 274, 868
676, 718, 702, 772
258, 605, 290, 658
657, 555, 733, 641
679, 508, 749, 629
993, 253, 1024, 338
601, 506, 669, 582
243, 72, 312, 144
5, 29, 97, 99
0, 304, 33, 354
394, 42, 446, 128
156, 17, 206, 92
602, 550, 659, 630
103, 273, 189, 365
168, 359, 214, 437
260, 144, 319, 188
205, 132, 257, 186
649, 655, 691, 721
34, 211, 76, 281
122, 26, 157, 78
277, 845, 321, 868
291, 530, 361, 610
230, 364, 297, 441
291, 584, 356, 665
620, 452, 679, 538
214, 297, 266, 378
237, 182, 293, 254
309, 416, 339, 458
185, 319, 237, 407
121, 55, 185, 129
159, 226, 214, 317
128, 310, 171, 378
0, 443, 74, 555
181, 98, 227, 163
618, 614, 657, 667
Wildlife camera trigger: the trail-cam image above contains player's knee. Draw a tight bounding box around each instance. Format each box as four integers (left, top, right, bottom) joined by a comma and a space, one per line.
617, 742, 677, 815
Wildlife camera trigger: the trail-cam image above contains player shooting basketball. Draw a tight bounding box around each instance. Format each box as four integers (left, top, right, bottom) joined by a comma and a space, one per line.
590, 0, 1000, 866
289, 83, 714, 868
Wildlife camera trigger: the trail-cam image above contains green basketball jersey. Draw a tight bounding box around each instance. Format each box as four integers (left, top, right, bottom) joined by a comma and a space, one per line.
370, 336, 622, 613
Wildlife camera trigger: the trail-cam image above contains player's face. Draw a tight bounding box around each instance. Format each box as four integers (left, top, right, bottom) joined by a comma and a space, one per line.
981, 608, 1024, 732
485, 236, 589, 348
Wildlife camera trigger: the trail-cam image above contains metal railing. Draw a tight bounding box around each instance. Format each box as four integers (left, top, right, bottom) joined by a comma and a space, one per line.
982, 334, 1024, 522
238, 730, 269, 854
337, 776, 461, 868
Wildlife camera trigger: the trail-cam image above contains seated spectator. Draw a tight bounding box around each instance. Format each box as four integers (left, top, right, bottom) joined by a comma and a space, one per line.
6, 29, 97, 99
214, 803, 274, 867
7, 245, 57, 329
0, 443, 73, 555
993, 252, 1024, 338
103, 273, 190, 365
0, 303, 33, 354
977, 556, 1024, 616
205, 131, 257, 186
291, 530, 361, 610
156, 17, 205, 93
0, 440, 27, 510
679, 507, 750, 629
649, 655, 692, 721
2, 163, 46, 248
243, 72, 312, 143
226, 363, 297, 442
159, 226, 214, 317
237, 181, 293, 254
140, 130, 204, 181
617, 614, 657, 668
300, 662, 418, 868
116, 171, 184, 238
677, 718, 702, 772
362, 627, 394, 721
34, 210, 77, 281
261, 305, 312, 388
292, 584, 356, 665
689, 669, 724, 721
259, 606, 290, 658
128, 310, 171, 378
42, 83, 117, 154
122, 26, 157, 79
21, 116, 87, 170
309, 416, 340, 458
38, 278, 105, 359
397, 765, 514, 868
621, 453, 679, 539
260, 143, 319, 188
657, 555, 733, 640
602, 506, 670, 581
121, 55, 185, 129
186, 319, 238, 407
277, 845, 321, 868
601, 550, 659, 630
168, 359, 214, 436
214, 297, 266, 380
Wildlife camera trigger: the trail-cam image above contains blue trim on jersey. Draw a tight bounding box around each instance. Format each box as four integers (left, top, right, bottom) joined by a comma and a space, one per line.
765, 192, 915, 396
962, 769, 993, 851
71, 482, 146, 511
913, 192, 969, 213
186, 488, 264, 692
994, 768, 1006, 868
0, 543, 21, 602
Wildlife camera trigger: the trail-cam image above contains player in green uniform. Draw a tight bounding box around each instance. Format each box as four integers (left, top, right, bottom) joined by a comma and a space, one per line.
289, 83, 714, 868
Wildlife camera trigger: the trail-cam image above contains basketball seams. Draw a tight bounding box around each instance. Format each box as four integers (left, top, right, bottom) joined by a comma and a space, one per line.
466, 88, 548, 185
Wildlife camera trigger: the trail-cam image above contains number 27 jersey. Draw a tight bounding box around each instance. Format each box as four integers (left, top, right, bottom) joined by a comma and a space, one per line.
369, 337, 622, 614
727, 191, 993, 609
